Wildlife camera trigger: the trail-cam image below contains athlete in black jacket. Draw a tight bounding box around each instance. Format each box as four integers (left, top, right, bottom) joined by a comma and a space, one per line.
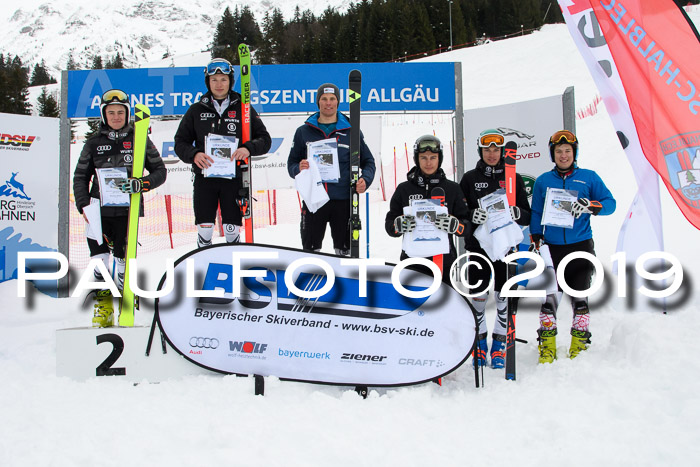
385, 135, 470, 283
458, 129, 531, 369
73, 89, 166, 327
174, 58, 271, 248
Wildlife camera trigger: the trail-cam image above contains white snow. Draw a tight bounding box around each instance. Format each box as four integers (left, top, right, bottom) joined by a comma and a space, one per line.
3, 6, 700, 466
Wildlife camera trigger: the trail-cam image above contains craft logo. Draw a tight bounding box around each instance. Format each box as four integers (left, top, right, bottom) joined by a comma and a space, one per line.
123, 141, 132, 150
0, 172, 36, 221
0, 134, 36, 151
228, 340, 268, 360
398, 358, 444, 368
660, 132, 700, 208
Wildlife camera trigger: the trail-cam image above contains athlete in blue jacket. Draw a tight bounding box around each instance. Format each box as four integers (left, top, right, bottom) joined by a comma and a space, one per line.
287, 83, 375, 255
529, 130, 615, 363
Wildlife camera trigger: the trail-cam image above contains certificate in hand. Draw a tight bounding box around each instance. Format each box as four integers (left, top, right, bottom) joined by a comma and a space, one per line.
478, 188, 513, 233
96, 167, 130, 207
307, 138, 340, 183
542, 187, 579, 228
401, 199, 449, 257
204, 134, 238, 178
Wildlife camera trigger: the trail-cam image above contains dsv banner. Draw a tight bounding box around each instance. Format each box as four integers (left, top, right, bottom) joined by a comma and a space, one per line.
155, 244, 476, 386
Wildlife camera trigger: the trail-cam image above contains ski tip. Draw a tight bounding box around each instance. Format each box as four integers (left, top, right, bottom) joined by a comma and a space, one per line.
349, 69, 361, 80
505, 140, 518, 150
134, 104, 151, 121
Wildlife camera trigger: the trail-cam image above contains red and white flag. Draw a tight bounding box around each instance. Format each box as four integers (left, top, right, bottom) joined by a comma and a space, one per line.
559, 1, 700, 257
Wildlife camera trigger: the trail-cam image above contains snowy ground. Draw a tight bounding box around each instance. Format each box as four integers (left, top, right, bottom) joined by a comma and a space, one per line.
3, 7, 700, 467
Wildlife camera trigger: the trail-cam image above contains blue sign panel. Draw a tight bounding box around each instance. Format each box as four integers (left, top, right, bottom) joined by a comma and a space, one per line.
67, 62, 456, 118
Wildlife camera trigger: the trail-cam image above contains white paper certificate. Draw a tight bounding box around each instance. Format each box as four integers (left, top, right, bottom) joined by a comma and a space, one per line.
307, 138, 340, 183
401, 199, 449, 257
96, 167, 129, 207
478, 189, 513, 233
542, 188, 579, 228
204, 134, 238, 178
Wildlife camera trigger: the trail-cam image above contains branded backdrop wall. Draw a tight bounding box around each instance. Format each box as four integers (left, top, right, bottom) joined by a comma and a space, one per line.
0, 113, 60, 295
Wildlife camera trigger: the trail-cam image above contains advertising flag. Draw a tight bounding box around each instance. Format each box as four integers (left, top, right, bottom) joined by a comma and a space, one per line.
559, 0, 700, 241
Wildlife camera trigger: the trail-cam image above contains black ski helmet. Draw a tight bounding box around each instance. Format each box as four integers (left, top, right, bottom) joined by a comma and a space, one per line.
414, 134, 443, 167
476, 128, 505, 159
204, 58, 234, 93
548, 130, 579, 162
100, 89, 130, 126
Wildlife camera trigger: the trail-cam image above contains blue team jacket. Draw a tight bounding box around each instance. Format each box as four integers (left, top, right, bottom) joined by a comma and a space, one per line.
530, 166, 616, 245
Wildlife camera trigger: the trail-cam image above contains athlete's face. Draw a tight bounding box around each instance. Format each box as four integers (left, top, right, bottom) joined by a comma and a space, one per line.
481, 145, 501, 166
418, 151, 440, 175
104, 104, 127, 130
318, 94, 338, 121
554, 143, 575, 171
209, 73, 230, 100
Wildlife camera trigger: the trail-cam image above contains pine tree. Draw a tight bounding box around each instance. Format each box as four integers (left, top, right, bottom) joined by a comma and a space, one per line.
37, 87, 59, 117
239, 6, 263, 51
30, 60, 56, 86
212, 7, 238, 63
66, 51, 79, 71
85, 118, 101, 139
91, 55, 103, 70
0, 55, 32, 115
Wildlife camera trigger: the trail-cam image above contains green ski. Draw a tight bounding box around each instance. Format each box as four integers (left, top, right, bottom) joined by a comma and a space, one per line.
238, 43, 254, 243
119, 104, 150, 326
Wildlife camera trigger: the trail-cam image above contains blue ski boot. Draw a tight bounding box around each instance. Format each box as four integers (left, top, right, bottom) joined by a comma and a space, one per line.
490, 334, 506, 369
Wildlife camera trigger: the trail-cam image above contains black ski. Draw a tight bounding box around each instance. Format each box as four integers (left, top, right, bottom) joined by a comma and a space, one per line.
504, 141, 518, 381
348, 69, 362, 259
431, 186, 446, 386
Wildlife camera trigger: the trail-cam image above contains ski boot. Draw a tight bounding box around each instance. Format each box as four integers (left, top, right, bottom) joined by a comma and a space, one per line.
537, 328, 557, 364
473, 333, 488, 368
91, 289, 114, 328
569, 330, 591, 359
490, 334, 506, 369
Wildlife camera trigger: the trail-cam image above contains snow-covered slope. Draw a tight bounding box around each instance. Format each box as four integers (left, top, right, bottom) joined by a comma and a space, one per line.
0, 0, 351, 75
2, 5, 700, 467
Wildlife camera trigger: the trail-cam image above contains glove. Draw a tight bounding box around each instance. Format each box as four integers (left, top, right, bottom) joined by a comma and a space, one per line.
394, 215, 416, 234
118, 177, 150, 194
529, 234, 544, 254
571, 198, 602, 218
471, 208, 488, 225
510, 205, 521, 221
435, 214, 464, 235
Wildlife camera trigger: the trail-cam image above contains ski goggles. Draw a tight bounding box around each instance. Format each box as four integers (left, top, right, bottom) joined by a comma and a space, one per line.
549, 130, 577, 145
101, 89, 129, 105
205, 60, 233, 76
416, 138, 441, 154
477, 133, 505, 148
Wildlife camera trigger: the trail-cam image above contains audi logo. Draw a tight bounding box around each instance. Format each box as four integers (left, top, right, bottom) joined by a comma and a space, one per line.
408, 194, 423, 200
200, 112, 216, 119
189, 337, 219, 349
96, 145, 112, 152
227, 123, 237, 132
475, 183, 489, 189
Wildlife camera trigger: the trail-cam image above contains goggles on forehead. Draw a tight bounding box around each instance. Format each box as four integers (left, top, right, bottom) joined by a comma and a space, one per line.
550, 130, 577, 145
417, 139, 441, 154
102, 89, 129, 104
205, 60, 233, 76
478, 133, 505, 148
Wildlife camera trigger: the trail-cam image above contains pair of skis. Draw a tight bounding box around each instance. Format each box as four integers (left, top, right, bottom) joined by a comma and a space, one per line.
238, 44, 254, 243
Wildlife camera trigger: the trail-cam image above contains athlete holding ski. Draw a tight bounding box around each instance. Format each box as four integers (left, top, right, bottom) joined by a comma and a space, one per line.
287, 82, 375, 256
459, 129, 531, 369
174, 58, 271, 248
385, 135, 470, 283
73, 89, 166, 327
530, 130, 616, 363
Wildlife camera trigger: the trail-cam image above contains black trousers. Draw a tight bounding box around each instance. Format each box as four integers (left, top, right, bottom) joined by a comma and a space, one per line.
87, 216, 128, 259
193, 175, 242, 226
547, 239, 596, 293
300, 199, 350, 252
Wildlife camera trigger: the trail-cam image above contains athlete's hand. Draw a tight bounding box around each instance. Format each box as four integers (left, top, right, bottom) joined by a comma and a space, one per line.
394, 215, 416, 234
194, 151, 213, 169
232, 146, 250, 161
356, 177, 367, 193
299, 160, 310, 171
471, 208, 488, 225
118, 177, 150, 194
435, 214, 464, 235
